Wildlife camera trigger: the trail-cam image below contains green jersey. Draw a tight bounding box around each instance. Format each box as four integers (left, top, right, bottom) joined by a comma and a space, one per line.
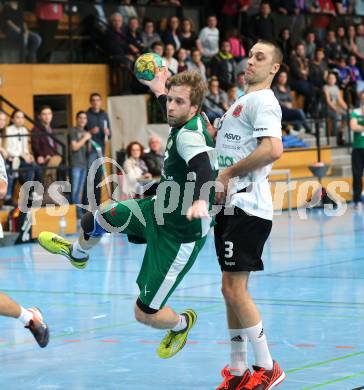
155, 114, 217, 242
351, 108, 364, 149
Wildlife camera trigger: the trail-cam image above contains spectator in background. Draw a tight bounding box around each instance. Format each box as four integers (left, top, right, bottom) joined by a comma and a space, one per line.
278, 27, 293, 65
309, 48, 328, 101
141, 19, 161, 51
105, 13, 132, 65
227, 84, 238, 106
197, 15, 219, 61
348, 55, 364, 94
344, 25, 359, 59
355, 0, 364, 16
221, 0, 251, 34
355, 24, 364, 71
3, 1, 42, 63
211, 40, 236, 90
324, 30, 343, 66
0, 111, 13, 204
162, 16, 181, 50
143, 135, 164, 177
35, 0, 63, 63
350, 90, 364, 210
163, 43, 178, 75
333, 57, 351, 88
273, 71, 313, 134
116, 0, 138, 25
290, 42, 315, 114
226, 28, 246, 61
334, 0, 352, 14
236, 71, 245, 97
7, 110, 43, 187
126, 17, 145, 58
304, 31, 317, 61
176, 48, 188, 72
203, 77, 229, 122
151, 41, 164, 57
123, 141, 152, 196
180, 18, 198, 56
187, 49, 207, 80
85, 93, 111, 207
309, 0, 336, 41
250, 1, 276, 41
70, 111, 91, 218
323, 72, 348, 144
337, 26, 348, 57
31, 106, 61, 185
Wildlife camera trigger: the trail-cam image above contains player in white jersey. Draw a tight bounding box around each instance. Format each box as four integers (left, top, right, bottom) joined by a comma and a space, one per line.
214, 40, 285, 389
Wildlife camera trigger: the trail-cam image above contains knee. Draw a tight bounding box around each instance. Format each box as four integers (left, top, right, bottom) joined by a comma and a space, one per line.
221, 279, 248, 304
134, 304, 157, 327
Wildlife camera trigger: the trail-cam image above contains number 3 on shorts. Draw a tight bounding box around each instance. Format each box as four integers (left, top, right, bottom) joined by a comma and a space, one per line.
224, 241, 234, 258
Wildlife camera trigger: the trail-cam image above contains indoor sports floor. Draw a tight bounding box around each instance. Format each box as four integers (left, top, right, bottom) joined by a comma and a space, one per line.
1, 208, 364, 389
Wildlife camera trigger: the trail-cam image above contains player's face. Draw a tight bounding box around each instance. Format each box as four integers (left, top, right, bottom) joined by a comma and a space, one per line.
77, 113, 87, 128
244, 43, 280, 86
40, 108, 53, 126
167, 85, 197, 127
0, 113, 6, 130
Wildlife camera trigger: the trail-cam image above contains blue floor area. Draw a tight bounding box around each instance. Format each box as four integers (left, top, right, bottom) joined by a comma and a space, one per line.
1, 208, 364, 389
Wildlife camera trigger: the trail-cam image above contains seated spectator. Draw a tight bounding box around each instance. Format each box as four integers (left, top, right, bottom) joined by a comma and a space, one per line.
290, 42, 315, 114
308, 0, 336, 41
162, 16, 181, 50
0, 111, 12, 204
278, 27, 293, 65
323, 72, 348, 144
355, 0, 364, 16
141, 19, 161, 51
304, 31, 317, 62
180, 18, 198, 56
187, 49, 207, 80
203, 77, 229, 122
143, 136, 164, 177
3, 1, 42, 63
309, 48, 328, 113
197, 15, 219, 61
221, 0, 251, 34
163, 43, 178, 75
105, 13, 132, 65
31, 106, 62, 185
355, 24, 364, 71
176, 48, 188, 73
227, 84, 238, 107
211, 40, 236, 90
324, 30, 343, 67
151, 41, 164, 57
249, 1, 276, 41
35, 0, 63, 63
337, 26, 348, 57
348, 55, 364, 95
116, 0, 138, 25
236, 71, 245, 97
123, 141, 152, 196
335, 0, 352, 14
226, 28, 246, 61
6, 110, 42, 189
333, 57, 352, 89
83, 0, 108, 33
70, 111, 91, 218
126, 17, 145, 58
273, 71, 312, 134
344, 25, 359, 59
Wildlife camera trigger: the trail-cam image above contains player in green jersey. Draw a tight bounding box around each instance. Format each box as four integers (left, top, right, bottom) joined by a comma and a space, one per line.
38, 69, 217, 359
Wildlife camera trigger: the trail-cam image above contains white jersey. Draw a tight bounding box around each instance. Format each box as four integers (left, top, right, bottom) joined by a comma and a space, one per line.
215, 89, 282, 220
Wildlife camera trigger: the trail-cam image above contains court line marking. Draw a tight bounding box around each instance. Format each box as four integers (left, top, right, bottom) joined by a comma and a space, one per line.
301, 370, 364, 389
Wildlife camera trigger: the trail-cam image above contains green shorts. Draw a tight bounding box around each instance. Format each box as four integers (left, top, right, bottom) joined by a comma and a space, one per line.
101, 198, 207, 310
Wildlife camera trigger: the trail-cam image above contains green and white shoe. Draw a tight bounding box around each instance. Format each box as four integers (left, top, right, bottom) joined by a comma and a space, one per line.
38, 231, 89, 269
157, 309, 197, 359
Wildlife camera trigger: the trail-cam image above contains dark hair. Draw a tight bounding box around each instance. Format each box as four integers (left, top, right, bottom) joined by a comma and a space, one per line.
89, 92, 102, 102
126, 141, 144, 158
257, 39, 283, 64
76, 110, 87, 118
38, 105, 52, 115
10, 109, 24, 119
151, 41, 164, 50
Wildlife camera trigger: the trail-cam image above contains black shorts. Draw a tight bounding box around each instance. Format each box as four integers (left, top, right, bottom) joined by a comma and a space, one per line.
214, 206, 272, 272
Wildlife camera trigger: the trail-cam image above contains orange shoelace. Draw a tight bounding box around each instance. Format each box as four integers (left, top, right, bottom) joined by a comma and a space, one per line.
243, 369, 266, 389
217, 366, 235, 390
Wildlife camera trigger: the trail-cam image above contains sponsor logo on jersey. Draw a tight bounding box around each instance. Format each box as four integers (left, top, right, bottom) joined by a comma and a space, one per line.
224, 133, 242, 141
254, 127, 268, 132
232, 104, 243, 117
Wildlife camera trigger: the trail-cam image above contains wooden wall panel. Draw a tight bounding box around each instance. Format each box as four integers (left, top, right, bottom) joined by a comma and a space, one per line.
0, 65, 110, 123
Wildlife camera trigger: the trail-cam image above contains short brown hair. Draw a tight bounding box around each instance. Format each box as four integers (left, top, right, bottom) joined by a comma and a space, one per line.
166, 71, 207, 113
258, 39, 283, 65
126, 141, 144, 158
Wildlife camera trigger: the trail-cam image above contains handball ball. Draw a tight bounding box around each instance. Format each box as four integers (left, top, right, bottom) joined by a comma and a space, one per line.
134, 52, 164, 81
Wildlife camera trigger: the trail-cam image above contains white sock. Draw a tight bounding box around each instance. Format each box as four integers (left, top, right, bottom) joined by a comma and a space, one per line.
172, 314, 187, 332
229, 329, 248, 376
244, 321, 273, 370
18, 307, 33, 326
71, 241, 88, 259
